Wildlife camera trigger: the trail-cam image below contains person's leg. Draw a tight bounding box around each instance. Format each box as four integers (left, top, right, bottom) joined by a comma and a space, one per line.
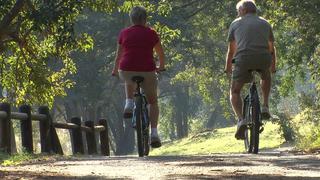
261, 78, 271, 107
143, 72, 158, 130
119, 71, 136, 118
142, 72, 161, 148
231, 80, 248, 140
124, 82, 135, 99
260, 72, 272, 119
230, 81, 245, 120
258, 53, 272, 119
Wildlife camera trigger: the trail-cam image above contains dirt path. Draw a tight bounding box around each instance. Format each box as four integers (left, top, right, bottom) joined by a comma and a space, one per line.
1, 150, 319, 179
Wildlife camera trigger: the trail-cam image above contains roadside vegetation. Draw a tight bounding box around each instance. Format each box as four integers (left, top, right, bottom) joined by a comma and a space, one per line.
0, 151, 34, 166
151, 122, 284, 155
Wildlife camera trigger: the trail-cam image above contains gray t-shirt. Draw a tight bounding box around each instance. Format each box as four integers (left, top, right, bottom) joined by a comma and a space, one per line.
227, 13, 274, 59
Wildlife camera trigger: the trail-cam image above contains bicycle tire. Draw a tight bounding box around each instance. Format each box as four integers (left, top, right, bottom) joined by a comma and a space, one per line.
243, 96, 253, 153
251, 92, 261, 154
142, 101, 150, 156
135, 96, 144, 157
143, 128, 150, 156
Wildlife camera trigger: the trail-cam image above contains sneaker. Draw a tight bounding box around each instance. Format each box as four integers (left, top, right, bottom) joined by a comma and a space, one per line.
235, 119, 247, 140
261, 106, 271, 119
150, 136, 162, 148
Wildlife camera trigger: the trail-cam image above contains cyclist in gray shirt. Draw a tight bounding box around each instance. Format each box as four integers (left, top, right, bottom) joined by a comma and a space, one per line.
224, 0, 277, 139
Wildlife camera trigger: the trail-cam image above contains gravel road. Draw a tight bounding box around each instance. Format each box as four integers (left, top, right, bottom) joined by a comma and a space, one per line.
1, 150, 319, 179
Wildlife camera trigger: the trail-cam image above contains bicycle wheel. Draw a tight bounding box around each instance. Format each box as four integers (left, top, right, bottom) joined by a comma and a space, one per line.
134, 96, 144, 157
142, 102, 150, 156
243, 96, 253, 153
143, 128, 150, 156
251, 92, 261, 154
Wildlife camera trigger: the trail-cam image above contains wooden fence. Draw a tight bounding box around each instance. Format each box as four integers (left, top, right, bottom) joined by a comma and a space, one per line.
0, 102, 110, 156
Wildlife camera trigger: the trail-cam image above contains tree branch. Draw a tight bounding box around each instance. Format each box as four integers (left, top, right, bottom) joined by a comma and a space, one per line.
0, 0, 25, 31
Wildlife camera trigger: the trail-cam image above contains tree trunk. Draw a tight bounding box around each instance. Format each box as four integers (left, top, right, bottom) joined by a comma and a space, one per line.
173, 85, 190, 139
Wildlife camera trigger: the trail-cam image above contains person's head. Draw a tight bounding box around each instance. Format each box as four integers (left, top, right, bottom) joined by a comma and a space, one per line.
236, 0, 257, 17
129, 6, 147, 26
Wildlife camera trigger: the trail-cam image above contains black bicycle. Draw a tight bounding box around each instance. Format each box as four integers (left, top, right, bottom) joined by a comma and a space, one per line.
243, 70, 264, 154
131, 76, 150, 157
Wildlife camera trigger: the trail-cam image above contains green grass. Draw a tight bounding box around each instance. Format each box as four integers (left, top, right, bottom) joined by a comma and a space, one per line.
0, 151, 35, 166
0, 151, 62, 166
151, 122, 285, 155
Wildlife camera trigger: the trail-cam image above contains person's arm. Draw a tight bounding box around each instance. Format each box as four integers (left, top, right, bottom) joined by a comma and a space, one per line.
225, 40, 237, 74
154, 40, 165, 71
268, 41, 276, 73
112, 44, 122, 76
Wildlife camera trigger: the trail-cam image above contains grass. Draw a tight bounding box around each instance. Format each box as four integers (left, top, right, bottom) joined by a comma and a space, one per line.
0, 151, 63, 166
150, 122, 285, 155
0, 151, 35, 166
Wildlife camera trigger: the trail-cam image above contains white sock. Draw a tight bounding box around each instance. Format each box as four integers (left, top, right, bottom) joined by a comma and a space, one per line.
151, 128, 158, 137
125, 98, 134, 109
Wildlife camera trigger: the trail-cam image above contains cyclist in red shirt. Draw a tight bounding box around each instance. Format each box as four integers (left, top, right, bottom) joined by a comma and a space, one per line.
112, 6, 165, 148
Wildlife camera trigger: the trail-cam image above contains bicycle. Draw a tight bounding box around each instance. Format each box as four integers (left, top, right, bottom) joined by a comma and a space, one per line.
131, 76, 150, 157
242, 70, 264, 154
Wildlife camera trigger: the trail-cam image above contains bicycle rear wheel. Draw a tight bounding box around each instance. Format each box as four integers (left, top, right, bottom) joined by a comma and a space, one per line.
251, 92, 261, 154
243, 96, 253, 153
142, 102, 150, 156
143, 128, 150, 156
134, 96, 144, 157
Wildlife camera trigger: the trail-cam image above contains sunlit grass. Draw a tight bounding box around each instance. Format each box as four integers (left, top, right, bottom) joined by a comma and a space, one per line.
151, 122, 284, 155
0, 151, 34, 166
0, 151, 64, 166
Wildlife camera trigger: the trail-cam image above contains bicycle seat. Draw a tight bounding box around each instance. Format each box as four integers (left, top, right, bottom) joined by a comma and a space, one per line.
132, 76, 144, 83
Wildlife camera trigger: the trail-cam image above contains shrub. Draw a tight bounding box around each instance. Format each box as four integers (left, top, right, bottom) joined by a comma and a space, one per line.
292, 108, 320, 151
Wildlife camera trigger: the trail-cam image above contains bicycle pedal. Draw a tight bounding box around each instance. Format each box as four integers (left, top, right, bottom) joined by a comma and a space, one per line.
259, 126, 264, 133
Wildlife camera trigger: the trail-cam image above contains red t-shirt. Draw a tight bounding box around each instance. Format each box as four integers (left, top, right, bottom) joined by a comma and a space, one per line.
118, 25, 159, 72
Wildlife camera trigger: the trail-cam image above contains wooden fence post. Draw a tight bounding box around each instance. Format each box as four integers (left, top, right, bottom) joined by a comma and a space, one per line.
39, 106, 63, 155
71, 117, 84, 154
19, 105, 33, 153
85, 120, 97, 155
0, 103, 13, 154
39, 106, 52, 153
99, 119, 110, 156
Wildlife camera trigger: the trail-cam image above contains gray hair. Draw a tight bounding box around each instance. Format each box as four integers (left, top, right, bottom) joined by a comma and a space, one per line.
236, 0, 257, 14
129, 6, 147, 25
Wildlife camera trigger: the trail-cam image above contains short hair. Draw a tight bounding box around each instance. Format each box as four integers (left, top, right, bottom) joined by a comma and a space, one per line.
129, 6, 147, 25
236, 0, 257, 14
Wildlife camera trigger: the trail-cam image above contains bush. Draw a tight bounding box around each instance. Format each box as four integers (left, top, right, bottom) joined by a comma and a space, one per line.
274, 113, 295, 142
292, 108, 320, 151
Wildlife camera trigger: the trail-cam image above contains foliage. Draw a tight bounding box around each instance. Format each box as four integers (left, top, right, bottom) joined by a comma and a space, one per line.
0, 0, 99, 106
0, 151, 33, 166
159, 99, 175, 140
291, 108, 320, 151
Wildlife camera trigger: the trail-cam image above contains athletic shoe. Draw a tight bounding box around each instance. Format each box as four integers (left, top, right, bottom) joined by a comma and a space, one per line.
235, 119, 247, 140
150, 136, 162, 148
261, 106, 271, 119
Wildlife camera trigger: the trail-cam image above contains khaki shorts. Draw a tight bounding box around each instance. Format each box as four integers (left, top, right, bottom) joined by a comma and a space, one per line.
119, 70, 158, 101
232, 53, 272, 83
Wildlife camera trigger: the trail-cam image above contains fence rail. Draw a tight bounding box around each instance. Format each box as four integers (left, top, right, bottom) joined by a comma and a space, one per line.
0, 103, 110, 156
